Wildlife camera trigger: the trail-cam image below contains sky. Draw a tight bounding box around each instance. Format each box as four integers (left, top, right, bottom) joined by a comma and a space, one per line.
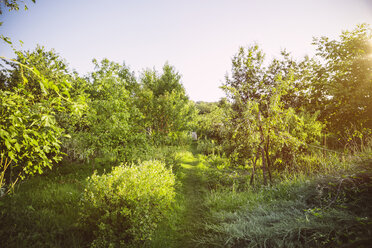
0, 0, 371, 102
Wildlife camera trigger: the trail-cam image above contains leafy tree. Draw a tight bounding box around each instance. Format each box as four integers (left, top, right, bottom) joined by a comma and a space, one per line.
65, 58, 146, 163
195, 100, 228, 143
224, 44, 266, 107
0, 89, 64, 175
223, 45, 323, 184
1, 46, 71, 96
224, 44, 316, 112
137, 63, 197, 145
1, 46, 88, 142
0, 48, 81, 187
310, 24, 372, 144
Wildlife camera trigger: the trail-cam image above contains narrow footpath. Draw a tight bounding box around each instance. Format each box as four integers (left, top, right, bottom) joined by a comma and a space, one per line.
150, 149, 208, 248
177, 152, 207, 247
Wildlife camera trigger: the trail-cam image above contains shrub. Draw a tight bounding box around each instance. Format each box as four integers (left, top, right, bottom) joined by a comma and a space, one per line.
205, 154, 230, 169
79, 160, 176, 247
197, 139, 222, 155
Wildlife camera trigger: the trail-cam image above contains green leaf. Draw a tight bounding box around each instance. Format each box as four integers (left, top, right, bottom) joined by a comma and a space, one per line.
0, 35, 12, 44
14, 143, 21, 153
0, 129, 10, 139
4, 139, 11, 150
41, 115, 54, 127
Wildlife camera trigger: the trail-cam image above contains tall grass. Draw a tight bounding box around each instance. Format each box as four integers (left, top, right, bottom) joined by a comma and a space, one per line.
195, 145, 372, 248
0, 171, 85, 247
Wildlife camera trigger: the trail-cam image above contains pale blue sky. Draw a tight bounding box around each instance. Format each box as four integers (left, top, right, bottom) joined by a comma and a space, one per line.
1, 0, 371, 101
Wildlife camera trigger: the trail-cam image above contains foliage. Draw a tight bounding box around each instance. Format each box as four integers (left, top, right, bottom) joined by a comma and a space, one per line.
0, 160, 92, 248
0, 155, 14, 196
310, 24, 372, 143
79, 160, 176, 247
0, 47, 83, 186
197, 162, 372, 248
137, 63, 197, 145
0, 90, 64, 176
1, 45, 88, 123
0, 0, 35, 28
195, 101, 218, 115
223, 45, 323, 183
196, 139, 222, 155
64, 58, 145, 163
195, 99, 228, 143
0, 0, 35, 14
198, 162, 248, 192
0, 18, 371, 247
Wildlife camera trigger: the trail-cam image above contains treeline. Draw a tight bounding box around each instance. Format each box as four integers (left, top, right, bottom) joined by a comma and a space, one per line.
0, 4, 371, 245
195, 24, 372, 184
1, 24, 371, 189
0, 46, 196, 187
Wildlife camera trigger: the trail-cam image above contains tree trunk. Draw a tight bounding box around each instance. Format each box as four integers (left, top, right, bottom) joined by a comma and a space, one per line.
258, 111, 267, 185
261, 146, 267, 185
265, 135, 272, 184
250, 154, 259, 186
250, 165, 255, 186
323, 134, 327, 157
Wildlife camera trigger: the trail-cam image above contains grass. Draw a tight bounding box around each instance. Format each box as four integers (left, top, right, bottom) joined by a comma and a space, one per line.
0, 154, 129, 247
0, 146, 212, 247
1, 145, 371, 247
150, 150, 210, 248
0, 160, 103, 247
196, 160, 372, 248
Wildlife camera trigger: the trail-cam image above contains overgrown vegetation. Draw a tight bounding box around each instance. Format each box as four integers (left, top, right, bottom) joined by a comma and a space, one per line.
197, 154, 372, 248
0, 3, 371, 247
80, 160, 175, 247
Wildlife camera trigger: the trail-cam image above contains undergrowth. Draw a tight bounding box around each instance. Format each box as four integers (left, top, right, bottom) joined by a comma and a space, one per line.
196, 158, 372, 248
0, 146, 188, 247
1, 145, 371, 247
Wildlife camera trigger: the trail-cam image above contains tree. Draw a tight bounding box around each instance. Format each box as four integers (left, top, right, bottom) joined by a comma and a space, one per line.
137, 63, 196, 145
223, 45, 322, 184
311, 24, 372, 144
195, 100, 228, 143
1, 45, 87, 135
0, 47, 82, 190
65, 58, 145, 163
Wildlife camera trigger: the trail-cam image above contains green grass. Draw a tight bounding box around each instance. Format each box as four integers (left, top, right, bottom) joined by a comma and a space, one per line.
196, 161, 372, 248
0, 159, 115, 247
1, 146, 371, 247
0, 147, 212, 247
150, 150, 210, 248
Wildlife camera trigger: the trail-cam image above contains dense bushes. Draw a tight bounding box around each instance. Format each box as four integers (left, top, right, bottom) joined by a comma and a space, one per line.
62, 60, 197, 164
79, 160, 176, 247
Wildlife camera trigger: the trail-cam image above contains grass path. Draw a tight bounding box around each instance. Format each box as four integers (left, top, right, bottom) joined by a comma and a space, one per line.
151, 149, 208, 248
177, 152, 207, 247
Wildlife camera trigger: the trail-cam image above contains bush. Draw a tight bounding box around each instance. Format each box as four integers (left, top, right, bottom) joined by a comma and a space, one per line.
197, 139, 222, 155
79, 160, 176, 247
